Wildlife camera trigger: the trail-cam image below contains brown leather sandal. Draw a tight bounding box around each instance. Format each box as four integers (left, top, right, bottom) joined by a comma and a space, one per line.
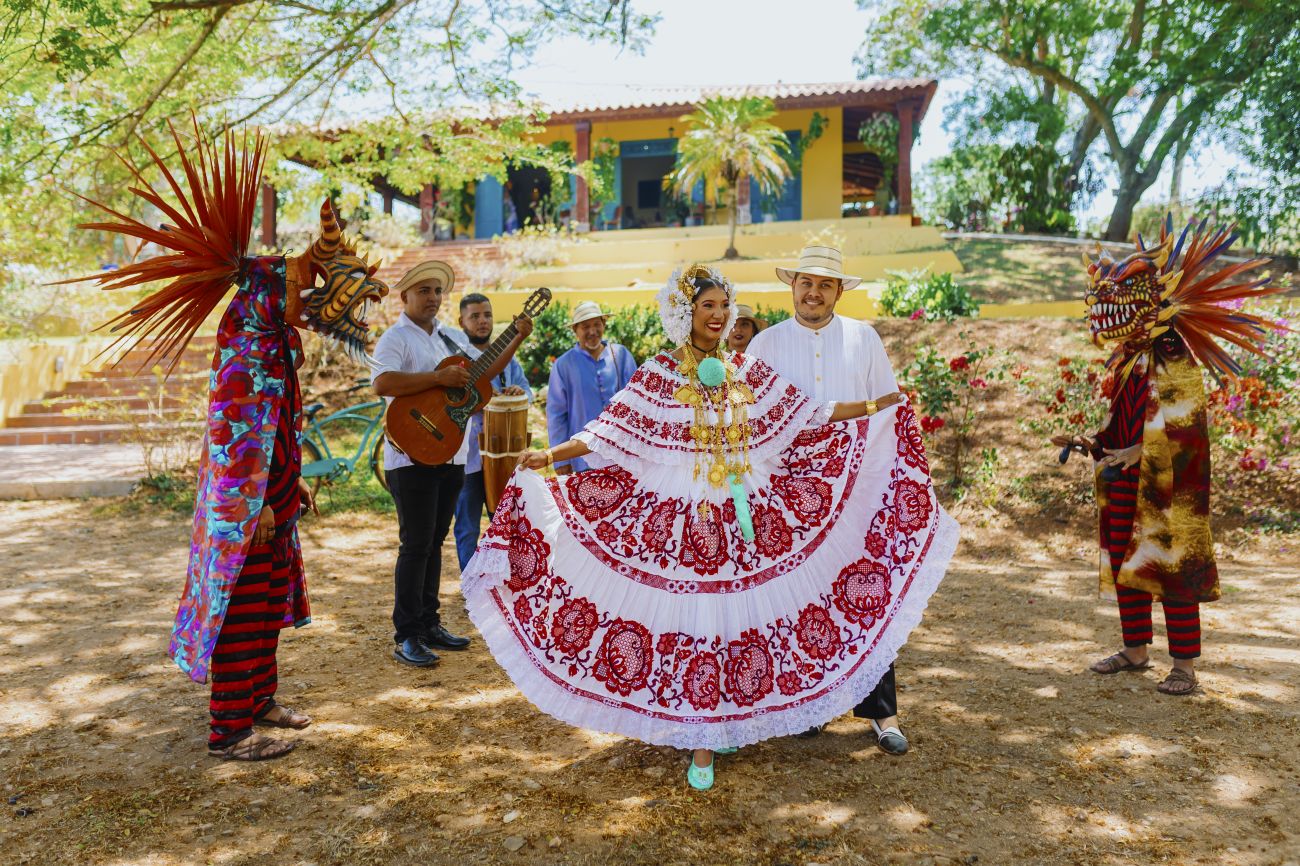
208, 735, 296, 761
1157, 668, 1198, 696
1089, 650, 1152, 675
256, 705, 312, 729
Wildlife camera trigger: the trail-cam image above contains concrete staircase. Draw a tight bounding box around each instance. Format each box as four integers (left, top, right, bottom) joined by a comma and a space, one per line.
374, 239, 503, 293
0, 339, 213, 446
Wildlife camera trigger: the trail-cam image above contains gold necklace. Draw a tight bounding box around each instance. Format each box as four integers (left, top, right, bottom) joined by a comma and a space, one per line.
674, 344, 755, 491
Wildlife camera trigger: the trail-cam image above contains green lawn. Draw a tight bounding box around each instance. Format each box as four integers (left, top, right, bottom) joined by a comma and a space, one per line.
949, 238, 1088, 305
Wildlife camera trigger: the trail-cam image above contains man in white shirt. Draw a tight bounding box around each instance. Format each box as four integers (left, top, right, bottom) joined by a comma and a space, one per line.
746, 244, 910, 756
371, 261, 531, 668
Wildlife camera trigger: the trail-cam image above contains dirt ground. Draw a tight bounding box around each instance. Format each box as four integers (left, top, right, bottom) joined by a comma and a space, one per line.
2, 495, 1298, 866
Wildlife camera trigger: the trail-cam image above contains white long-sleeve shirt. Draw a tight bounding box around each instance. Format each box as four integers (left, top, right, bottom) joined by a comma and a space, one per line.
745, 314, 898, 403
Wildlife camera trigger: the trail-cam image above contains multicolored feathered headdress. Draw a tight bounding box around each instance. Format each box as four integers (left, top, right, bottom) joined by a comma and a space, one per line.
1084, 215, 1285, 383
59, 116, 387, 370
656, 263, 738, 346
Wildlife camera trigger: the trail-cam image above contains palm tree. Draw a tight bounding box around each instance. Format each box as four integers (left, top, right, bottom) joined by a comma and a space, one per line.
666, 96, 792, 259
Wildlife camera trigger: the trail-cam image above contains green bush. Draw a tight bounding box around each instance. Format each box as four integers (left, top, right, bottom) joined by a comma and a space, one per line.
605, 303, 671, 365
753, 305, 791, 328
517, 300, 575, 387
879, 269, 980, 322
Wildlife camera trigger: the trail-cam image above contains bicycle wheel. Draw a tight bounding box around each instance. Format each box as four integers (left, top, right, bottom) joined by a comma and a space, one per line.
301, 438, 327, 497
371, 437, 389, 492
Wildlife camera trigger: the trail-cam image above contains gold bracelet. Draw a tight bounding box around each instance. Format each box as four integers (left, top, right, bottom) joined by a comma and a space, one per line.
864, 399, 878, 416
544, 448, 554, 466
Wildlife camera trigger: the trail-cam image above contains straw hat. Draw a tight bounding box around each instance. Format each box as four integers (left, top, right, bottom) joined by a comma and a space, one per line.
775, 245, 862, 291
570, 300, 609, 327
733, 304, 766, 331
394, 260, 455, 296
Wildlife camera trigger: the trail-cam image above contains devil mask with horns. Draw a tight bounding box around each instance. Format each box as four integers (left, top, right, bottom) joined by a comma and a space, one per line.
65, 121, 388, 682
1069, 216, 1283, 607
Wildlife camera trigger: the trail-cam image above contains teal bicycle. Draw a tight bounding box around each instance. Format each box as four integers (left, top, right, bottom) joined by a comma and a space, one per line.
299, 379, 390, 493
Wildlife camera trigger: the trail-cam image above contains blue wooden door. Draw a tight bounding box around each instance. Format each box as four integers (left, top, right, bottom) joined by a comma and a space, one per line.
475, 175, 504, 239
751, 130, 802, 222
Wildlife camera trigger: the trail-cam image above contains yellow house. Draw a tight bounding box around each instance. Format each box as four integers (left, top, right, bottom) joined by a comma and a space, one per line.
259, 80, 937, 244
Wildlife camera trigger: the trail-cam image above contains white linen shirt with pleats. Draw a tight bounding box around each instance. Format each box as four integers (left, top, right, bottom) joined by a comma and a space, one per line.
369, 313, 472, 470
745, 314, 898, 403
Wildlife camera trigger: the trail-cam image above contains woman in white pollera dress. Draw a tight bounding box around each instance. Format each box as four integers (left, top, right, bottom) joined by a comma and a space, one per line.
462, 264, 958, 791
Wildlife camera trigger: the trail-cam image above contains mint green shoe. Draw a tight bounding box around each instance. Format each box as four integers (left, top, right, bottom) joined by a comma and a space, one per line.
686, 756, 714, 791
714, 746, 738, 755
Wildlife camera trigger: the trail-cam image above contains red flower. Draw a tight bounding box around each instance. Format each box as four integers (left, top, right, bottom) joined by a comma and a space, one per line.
595, 521, 618, 544
682, 652, 722, 711
893, 478, 933, 534
909, 308, 925, 321
592, 619, 653, 697
724, 630, 774, 708
1055, 388, 1067, 404
552, 597, 599, 656
969, 377, 988, 389
1058, 358, 1071, 366
776, 670, 803, 696
794, 604, 843, 661
949, 356, 970, 371
832, 559, 893, 627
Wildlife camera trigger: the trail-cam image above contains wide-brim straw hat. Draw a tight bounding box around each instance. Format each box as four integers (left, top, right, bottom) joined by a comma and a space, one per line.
776, 245, 863, 291
570, 300, 609, 327
394, 260, 455, 296
733, 303, 766, 331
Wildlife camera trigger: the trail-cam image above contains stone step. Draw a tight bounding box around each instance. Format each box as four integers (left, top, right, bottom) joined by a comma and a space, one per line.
7, 408, 193, 428
89, 359, 208, 379
24, 395, 191, 414
56, 374, 207, 398
0, 422, 202, 446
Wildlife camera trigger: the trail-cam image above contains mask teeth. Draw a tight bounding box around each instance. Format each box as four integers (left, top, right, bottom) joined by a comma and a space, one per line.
299, 288, 314, 299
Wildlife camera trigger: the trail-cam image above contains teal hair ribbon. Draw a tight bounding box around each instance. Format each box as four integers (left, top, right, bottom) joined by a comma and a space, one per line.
728, 473, 754, 542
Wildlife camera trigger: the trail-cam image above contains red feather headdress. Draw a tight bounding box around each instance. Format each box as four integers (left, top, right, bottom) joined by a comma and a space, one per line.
57, 116, 266, 372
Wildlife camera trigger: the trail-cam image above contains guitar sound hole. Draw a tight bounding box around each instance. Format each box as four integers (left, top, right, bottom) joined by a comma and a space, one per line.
447, 387, 467, 404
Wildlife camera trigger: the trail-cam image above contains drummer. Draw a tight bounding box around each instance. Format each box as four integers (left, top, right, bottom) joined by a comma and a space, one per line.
453, 292, 533, 571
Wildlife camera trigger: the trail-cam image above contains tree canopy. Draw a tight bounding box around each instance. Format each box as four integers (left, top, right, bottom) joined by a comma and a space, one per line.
860, 0, 1300, 243
0, 0, 656, 270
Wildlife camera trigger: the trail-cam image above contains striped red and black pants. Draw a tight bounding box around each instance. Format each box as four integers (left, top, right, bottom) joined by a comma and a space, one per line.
1103, 469, 1201, 660
209, 539, 290, 748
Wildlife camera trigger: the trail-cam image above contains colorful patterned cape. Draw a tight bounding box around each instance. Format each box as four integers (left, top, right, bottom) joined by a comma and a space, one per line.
169, 257, 309, 683
1095, 342, 1217, 603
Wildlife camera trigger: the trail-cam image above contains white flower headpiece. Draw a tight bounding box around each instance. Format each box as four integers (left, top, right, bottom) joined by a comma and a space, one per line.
656, 264, 739, 347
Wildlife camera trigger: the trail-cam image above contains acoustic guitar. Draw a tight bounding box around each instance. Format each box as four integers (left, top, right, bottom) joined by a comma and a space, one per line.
384, 287, 551, 466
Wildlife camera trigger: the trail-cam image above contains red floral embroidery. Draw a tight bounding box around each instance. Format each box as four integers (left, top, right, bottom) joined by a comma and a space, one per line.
680, 502, 729, 575
682, 652, 721, 711
752, 503, 794, 558
895, 405, 929, 472
794, 604, 843, 660
513, 594, 533, 628
773, 475, 833, 523
592, 619, 653, 696
506, 518, 551, 592
596, 521, 618, 544
643, 499, 680, 551
566, 466, 636, 522
552, 597, 599, 656
832, 559, 893, 627
724, 629, 774, 707
776, 670, 803, 696
864, 529, 888, 559
893, 478, 932, 535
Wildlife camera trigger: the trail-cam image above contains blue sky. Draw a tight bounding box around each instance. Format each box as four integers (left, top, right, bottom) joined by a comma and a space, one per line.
514, 0, 1243, 225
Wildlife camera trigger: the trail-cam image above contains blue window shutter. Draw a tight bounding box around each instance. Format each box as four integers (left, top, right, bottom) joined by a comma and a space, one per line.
475, 176, 504, 239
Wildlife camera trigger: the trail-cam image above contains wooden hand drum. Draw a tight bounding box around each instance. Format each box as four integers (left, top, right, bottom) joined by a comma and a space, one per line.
480, 393, 531, 515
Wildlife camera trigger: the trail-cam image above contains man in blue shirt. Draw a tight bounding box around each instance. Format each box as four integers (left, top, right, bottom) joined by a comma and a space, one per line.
453, 292, 534, 569
545, 301, 637, 474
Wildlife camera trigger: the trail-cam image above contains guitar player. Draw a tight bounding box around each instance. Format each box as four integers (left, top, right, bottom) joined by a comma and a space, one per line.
371, 260, 533, 669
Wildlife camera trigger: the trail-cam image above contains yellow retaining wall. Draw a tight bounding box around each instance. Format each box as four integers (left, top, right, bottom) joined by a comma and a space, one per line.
479, 289, 1085, 322
0, 338, 113, 427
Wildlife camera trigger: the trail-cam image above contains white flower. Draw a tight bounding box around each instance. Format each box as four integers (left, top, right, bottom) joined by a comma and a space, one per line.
657, 265, 739, 347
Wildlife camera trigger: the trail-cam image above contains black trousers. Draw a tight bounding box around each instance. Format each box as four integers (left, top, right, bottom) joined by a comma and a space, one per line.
387, 462, 464, 643
852, 663, 898, 720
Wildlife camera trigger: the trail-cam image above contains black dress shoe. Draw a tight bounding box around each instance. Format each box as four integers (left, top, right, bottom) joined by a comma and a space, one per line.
796, 724, 825, 739
421, 624, 471, 651
393, 637, 439, 667
871, 720, 909, 755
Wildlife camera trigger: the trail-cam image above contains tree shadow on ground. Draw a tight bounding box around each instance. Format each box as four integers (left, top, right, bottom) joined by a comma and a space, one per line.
1, 500, 1297, 866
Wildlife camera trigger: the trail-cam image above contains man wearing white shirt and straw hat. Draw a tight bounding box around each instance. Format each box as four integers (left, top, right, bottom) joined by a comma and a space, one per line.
747, 244, 916, 755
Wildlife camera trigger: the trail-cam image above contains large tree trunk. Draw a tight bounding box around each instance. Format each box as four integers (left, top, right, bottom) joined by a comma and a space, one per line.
725, 184, 739, 259
1105, 173, 1148, 241
1169, 132, 1193, 204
